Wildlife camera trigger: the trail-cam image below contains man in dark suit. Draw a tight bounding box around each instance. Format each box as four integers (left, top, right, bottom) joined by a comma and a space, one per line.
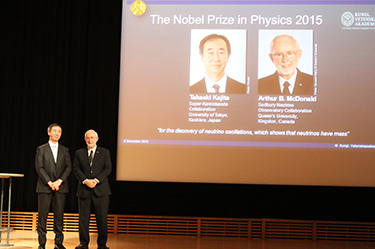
258, 34, 314, 95
35, 123, 72, 249
190, 76, 246, 94
73, 129, 112, 249
190, 34, 246, 94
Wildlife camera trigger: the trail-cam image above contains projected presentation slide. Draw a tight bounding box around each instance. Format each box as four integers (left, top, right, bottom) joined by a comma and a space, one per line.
117, 0, 375, 186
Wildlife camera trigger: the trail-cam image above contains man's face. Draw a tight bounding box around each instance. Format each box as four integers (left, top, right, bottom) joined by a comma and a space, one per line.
85, 131, 98, 149
48, 126, 62, 143
269, 36, 301, 80
201, 38, 229, 81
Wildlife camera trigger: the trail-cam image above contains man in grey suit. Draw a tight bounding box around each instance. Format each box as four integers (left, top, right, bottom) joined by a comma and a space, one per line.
258, 34, 314, 95
190, 34, 246, 94
35, 123, 72, 249
74, 129, 112, 249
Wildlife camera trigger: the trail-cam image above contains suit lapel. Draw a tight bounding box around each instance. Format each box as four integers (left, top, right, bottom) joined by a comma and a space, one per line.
46, 143, 56, 164
271, 72, 282, 94
56, 146, 63, 165
91, 148, 100, 166
83, 149, 90, 167
294, 69, 304, 95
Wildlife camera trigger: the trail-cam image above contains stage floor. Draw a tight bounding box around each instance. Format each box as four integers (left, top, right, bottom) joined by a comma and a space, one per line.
1, 231, 374, 249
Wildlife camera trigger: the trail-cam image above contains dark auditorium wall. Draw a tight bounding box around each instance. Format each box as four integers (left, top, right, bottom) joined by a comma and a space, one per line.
2, 0, 375, 222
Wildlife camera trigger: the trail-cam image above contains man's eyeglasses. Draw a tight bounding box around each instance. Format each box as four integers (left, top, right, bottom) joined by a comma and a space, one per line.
272, 51, 299, 60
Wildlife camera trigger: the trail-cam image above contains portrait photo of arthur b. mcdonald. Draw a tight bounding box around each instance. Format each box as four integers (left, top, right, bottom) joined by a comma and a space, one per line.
258, 32, 314, 96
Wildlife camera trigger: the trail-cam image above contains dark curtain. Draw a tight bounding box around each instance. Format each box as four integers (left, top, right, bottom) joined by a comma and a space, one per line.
1, 0, 375, 222
2, 0, 121, 213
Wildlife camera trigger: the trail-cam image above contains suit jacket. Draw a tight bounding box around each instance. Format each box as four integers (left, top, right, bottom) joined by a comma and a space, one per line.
190, 76, 247, 94
35, 143, 71, 193
258, 69, 314, 95
73, 146, 112, 198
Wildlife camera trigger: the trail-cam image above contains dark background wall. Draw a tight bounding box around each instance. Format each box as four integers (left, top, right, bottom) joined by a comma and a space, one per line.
2, 0, 375, 222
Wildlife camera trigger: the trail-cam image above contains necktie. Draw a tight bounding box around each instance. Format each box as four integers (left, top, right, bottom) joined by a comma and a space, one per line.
52, 145, 57, 163
89, 150, 94, 166
283, 81, 291, 95
212, 84, 220, 93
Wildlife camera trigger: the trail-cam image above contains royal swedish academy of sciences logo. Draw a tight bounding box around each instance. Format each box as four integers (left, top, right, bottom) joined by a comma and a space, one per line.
341, 11, 354, 27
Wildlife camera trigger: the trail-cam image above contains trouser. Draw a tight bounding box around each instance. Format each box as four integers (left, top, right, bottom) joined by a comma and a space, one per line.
78, 192, 109, 247
37, 192, 66, 246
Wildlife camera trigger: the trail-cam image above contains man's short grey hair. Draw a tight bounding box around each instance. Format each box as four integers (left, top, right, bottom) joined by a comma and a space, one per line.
270, 34, 300, 53
84, 129, 98, 138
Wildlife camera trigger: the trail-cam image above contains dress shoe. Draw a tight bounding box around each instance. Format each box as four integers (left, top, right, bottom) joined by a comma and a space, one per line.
75, 244, 89, 249
38, 245, 45, 249
55, 244, 66, 249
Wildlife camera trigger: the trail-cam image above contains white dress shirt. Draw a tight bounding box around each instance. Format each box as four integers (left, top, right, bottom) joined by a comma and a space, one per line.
48, 140, 58, 163
205, 75, 227, 93
279, 70, 298, 94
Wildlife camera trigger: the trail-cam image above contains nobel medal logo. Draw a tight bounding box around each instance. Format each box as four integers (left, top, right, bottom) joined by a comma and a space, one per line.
341, 11, 354, 27
131, 0, 147, 16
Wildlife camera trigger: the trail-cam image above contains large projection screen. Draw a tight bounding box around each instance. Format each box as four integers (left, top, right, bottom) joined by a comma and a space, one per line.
117, 0, 375, 187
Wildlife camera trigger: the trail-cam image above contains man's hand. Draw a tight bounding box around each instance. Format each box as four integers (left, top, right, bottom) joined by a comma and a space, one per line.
48, 179, 63, 191
53, 179, 63, 191
48, 181, 56, 191
83, 179, 98, 188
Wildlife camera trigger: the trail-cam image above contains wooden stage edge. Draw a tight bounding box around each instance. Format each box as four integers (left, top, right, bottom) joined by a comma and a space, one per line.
1, 211, 375, 248
1, 230, 375, 249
